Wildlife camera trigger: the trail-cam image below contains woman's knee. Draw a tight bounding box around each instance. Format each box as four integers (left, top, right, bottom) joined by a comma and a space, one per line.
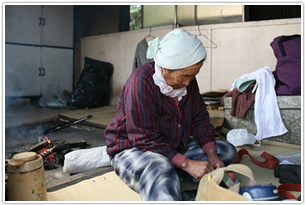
215, 140, 237, 166
140, 151, 177, 176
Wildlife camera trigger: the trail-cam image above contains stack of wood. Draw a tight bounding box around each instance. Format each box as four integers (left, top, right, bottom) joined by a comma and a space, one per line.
201, 89, 228, 140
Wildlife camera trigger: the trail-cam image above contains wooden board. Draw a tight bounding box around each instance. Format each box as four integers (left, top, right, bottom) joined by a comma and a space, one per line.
59, 105, 117, 127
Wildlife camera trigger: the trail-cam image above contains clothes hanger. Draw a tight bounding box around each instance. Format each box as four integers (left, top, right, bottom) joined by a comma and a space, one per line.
196, 25, 217, 48
145, 27, 155, 42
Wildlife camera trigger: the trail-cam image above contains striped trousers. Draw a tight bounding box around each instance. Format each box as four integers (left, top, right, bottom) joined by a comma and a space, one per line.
110, 140, 236, 201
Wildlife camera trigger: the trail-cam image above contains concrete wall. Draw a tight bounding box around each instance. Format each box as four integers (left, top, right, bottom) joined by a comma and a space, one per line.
224, 96, 301, 145
81, 18, 301, 105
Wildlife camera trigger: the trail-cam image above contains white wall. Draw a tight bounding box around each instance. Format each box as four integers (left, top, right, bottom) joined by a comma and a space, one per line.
81, 18, 301, 105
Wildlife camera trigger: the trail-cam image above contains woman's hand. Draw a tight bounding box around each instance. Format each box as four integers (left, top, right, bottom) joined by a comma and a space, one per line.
179, 149, 224, 180
206, 149, 224, 169
180, 158, 214, 179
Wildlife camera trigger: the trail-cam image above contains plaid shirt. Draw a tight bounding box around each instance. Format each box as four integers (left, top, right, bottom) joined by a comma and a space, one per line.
105, 62, 216, 167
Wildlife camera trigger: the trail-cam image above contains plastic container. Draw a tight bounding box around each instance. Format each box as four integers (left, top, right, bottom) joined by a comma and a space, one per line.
7, 152, 47, 201
239, 184, 279, 201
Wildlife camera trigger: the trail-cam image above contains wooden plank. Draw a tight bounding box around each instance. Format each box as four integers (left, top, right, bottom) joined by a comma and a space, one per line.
25, 140, 48, 152
59, 105, 117, 126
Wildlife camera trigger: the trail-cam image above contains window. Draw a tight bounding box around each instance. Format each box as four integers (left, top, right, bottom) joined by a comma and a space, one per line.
130, 5, 142, 30
140, 5, 301, 28
244, 5, 301, 21
142, 5, 243, 28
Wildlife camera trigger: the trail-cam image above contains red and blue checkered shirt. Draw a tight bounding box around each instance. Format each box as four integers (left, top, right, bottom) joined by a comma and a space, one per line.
105, 62, 216, 167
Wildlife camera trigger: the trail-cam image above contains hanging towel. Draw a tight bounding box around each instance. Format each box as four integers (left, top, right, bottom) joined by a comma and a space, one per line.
231, 66, 288, 141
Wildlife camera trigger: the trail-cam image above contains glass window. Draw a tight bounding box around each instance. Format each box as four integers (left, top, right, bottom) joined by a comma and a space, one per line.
141, 5, 300, 28
143, 5, 243, 28
143, 5, 175, 28
196, 5, 243, 25
130, 5, 142, 30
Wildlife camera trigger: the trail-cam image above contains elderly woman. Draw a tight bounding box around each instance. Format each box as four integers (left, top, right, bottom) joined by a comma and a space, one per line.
105, 29, 236, 201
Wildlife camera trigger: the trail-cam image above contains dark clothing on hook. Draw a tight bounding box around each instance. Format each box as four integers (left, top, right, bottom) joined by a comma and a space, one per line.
132, 38, 153, 71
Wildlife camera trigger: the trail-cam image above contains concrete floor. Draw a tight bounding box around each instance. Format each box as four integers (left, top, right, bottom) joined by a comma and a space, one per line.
4, 98, 302, 201
5, 98, 70, 127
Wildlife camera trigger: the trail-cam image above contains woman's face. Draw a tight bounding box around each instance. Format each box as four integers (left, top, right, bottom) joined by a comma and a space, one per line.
162, 61, 203, 89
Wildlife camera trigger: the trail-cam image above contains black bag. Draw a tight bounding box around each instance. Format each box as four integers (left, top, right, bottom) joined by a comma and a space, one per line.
274, 164, 301, 184
67, 57, 114, 109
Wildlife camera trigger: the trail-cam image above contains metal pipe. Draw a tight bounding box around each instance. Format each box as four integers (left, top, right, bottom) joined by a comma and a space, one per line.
174, 5, 178, 27
43, 115, 92, 135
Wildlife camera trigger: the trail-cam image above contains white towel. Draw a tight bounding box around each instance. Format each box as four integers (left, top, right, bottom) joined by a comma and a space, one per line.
231, 66, 288, 140
153, 63, 187, 101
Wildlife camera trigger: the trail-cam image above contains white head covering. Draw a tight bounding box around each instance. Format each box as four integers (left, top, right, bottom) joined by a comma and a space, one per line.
146, 28, 206, 70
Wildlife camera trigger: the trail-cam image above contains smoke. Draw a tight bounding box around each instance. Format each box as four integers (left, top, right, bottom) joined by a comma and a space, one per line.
5, 121, 48, 158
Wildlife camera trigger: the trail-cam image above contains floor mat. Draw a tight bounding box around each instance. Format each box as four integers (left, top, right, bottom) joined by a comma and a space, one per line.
14, 105, 299, 201
46, 141, 300, 201
47, 171, 141, 201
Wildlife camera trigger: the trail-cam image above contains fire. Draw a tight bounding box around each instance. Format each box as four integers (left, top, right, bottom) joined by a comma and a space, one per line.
45, 136, 51, 143
38, 147, 56, 162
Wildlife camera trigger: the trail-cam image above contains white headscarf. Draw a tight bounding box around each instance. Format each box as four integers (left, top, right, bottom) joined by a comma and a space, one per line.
153, 63, 187, 101
146, 28, 206, 70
